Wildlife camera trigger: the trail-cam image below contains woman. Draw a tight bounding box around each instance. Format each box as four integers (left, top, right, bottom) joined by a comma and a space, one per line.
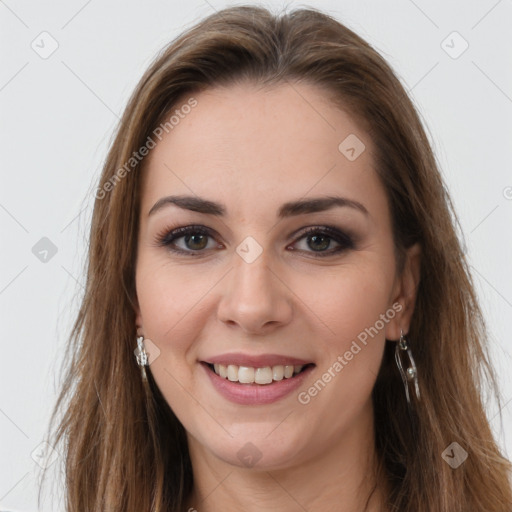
42, 5, 512, 511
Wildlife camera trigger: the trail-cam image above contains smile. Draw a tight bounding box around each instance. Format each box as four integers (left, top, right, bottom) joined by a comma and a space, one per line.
200, 352, 315, 404
201, 360, 315, 405
208, 363, 311, 385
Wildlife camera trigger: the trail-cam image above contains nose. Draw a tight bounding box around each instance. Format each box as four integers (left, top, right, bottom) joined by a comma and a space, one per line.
217, 249, 293, 335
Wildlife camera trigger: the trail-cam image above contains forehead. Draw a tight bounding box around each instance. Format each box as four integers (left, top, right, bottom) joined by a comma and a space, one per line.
140, 81, 386, 221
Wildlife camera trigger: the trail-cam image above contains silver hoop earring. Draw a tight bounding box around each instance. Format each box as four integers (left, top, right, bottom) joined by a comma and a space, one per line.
135, 335, 148, 381
395, 329, 420, 404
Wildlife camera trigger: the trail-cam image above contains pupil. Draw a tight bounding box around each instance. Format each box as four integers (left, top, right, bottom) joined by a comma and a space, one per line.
186, 234, 207, 250
309, 234, 329, 251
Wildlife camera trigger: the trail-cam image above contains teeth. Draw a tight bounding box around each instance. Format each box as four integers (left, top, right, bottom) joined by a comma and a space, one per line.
272, 365, 284, 381
227, 364, 238, 382
255, 367, 273, 384
218, 364, 227, 378
211, 363, 305, 384
238, 366, 255, 383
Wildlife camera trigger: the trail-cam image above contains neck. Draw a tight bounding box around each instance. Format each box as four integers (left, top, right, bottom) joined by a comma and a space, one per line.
185, 402, 388, 512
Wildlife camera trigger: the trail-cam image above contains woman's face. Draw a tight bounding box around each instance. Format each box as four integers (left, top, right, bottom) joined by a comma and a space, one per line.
135, 81, 420, 470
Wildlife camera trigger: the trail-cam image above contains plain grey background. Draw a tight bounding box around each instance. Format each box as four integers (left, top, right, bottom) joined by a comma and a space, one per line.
1, 0, 511, 510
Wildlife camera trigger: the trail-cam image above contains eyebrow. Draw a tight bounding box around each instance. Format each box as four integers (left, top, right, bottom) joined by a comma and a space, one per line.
148, 194, 369, 218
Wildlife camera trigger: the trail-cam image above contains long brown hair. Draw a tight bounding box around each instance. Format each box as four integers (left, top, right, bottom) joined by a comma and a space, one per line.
40, 5, 512, 511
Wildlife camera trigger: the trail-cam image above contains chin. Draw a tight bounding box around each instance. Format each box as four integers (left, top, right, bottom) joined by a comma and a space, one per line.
199, 427, 308, 471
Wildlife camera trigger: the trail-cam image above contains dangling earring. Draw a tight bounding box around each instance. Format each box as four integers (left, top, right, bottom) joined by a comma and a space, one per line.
395, 329, 420, 404
134, 335, 148, 381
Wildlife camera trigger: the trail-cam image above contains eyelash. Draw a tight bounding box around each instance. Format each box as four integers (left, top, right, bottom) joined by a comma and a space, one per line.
153, 224, 355, 258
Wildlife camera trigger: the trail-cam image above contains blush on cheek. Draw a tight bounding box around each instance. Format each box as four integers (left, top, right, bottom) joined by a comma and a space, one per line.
315, 293, 389, 344
314, 299, 390, 386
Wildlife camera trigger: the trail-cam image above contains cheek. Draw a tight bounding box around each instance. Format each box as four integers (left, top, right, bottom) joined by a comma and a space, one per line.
135, 262, 199, 410
135, 257, 212, 342
135, 264, 198, 379
290, 262, 394, 343
289, 262, 394, 403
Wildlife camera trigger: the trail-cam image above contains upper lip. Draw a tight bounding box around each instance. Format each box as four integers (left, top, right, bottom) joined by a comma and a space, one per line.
203, 353, 314, 367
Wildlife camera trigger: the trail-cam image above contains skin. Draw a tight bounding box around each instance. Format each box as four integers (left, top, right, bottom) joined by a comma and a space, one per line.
134, 81, 421, 512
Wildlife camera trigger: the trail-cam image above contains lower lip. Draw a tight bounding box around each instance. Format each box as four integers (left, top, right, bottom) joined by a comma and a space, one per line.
201, 363, 314, 405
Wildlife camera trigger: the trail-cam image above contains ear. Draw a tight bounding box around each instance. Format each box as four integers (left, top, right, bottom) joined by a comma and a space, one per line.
134, 297, 144, 337
385, 242, 421, 341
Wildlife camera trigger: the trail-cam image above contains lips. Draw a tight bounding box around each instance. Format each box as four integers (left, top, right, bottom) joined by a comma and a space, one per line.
204, 352, 313, 368
201, 352, 315, 390
201, 359, 315, 405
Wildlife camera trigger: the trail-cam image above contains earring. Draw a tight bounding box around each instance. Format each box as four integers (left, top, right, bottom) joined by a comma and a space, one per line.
395, 329, 420, 404
135, 335, 148, 381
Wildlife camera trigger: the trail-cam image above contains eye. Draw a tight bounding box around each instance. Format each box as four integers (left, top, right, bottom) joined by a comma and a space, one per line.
154, 225, 220, 255
289, 225, 354, 257
154, 224, 354, 257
